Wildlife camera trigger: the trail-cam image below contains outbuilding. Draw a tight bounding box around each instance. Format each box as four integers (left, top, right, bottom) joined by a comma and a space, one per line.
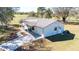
22, 18, 64, 37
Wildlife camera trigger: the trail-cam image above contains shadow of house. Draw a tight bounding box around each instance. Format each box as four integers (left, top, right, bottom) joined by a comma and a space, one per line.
46, 30, 75, 42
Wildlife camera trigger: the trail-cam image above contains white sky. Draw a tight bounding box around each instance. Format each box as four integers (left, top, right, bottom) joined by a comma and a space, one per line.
0, 0, 79, 13
18, 7, 37, 12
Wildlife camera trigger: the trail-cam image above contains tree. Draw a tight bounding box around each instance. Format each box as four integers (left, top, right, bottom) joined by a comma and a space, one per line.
44, 8, 53, 18
0, 7, 18, 26
37, 7, 46, 18
28, 11, 36, 17
52, 7, 73, 22
69, 7, 79, 18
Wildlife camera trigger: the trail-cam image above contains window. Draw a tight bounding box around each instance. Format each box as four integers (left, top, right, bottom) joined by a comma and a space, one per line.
54, 27, 57, 31
32, 26, 35, 30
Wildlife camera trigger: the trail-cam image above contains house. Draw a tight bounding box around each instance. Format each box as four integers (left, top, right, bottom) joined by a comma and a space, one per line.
21, 18, 64, 37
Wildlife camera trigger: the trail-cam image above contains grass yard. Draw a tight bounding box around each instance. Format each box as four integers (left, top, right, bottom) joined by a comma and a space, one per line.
1, 14, 79, 51
7, 15, 79, 51
10, 14, 28, 25
45, 24, 79, 51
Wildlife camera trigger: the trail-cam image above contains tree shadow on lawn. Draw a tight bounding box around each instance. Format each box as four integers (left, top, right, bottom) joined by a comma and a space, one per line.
46, 30, 75, 42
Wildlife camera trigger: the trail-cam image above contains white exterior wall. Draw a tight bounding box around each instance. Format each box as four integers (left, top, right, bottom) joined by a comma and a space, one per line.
33, 27, 43, 35
32, 21, 64, 37
43, 21, 64, 37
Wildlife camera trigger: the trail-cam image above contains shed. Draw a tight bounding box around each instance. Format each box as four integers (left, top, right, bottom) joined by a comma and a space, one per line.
22, 18, 64, 37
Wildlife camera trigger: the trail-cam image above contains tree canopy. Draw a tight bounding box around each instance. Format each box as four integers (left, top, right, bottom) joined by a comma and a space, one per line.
28, 7, 79, 23
37, 7, 46, 18
52, 7, 73, 22
0, 7, 18, 25
44, 8, 53, 18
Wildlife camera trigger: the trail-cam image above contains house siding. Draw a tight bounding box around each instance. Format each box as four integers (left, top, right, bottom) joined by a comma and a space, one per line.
43, 21, 64, 37
30, 21, 64, 37
33, 27, 43, 35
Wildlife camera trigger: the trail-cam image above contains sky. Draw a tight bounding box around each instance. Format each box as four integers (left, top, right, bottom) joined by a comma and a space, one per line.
1, 0, 79, 12
18, 7, 37, 12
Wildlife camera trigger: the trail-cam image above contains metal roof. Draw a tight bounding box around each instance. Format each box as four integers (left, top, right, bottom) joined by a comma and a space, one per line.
23, 18, 59, 28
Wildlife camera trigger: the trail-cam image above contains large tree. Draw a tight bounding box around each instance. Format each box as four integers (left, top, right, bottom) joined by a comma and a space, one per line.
0, 7, 18, 26
52, 7, 73, 22
69, 7, 79, 18
37, 7, 46, 18
44, 8, 53, 18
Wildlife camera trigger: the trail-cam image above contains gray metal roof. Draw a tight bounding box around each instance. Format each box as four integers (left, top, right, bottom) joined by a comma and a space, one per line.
23, 18, 59, 28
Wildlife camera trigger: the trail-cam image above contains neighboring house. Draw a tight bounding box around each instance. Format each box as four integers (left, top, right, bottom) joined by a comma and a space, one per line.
22, 18, 64, 37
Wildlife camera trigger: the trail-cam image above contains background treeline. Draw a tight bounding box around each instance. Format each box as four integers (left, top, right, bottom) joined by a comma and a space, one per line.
15, 7, 79, 23
15, 12, 28, 15
1, 7, 79, 27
